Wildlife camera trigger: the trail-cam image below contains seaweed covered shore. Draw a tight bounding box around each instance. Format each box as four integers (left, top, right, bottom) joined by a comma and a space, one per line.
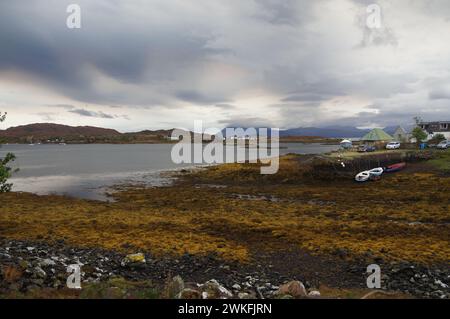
0, 150, 449, 298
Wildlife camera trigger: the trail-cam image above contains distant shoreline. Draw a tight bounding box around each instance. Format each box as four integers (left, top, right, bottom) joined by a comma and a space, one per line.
2, 139, 341, 146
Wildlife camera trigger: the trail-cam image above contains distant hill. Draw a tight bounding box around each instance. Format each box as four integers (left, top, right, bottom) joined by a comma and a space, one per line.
0, 123, 120, 139
0, 123, 203, 144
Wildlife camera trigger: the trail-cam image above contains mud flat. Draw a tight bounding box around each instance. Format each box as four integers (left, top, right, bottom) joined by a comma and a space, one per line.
0, 151, 449, 298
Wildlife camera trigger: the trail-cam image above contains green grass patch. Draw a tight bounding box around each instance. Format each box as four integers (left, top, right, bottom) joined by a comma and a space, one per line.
80, 278, 160, 299
428, 149, 450, 171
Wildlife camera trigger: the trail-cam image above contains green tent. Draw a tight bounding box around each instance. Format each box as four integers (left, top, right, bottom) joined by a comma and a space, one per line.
361, 128, 394, 141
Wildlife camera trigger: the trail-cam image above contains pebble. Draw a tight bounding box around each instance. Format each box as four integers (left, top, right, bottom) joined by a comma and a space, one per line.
0, 239, 447, 299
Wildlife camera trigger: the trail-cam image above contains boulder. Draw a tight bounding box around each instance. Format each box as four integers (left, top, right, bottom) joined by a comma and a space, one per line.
177, 288, 201, 299
32, 266, 47, 279
238, 292, 251, 299
200, 279, 233, 299
232, 284, 242, 290
38, 258, 56, 268
276, 281, 307, 298
120, 253, 146, 268
167, 275, 185, 298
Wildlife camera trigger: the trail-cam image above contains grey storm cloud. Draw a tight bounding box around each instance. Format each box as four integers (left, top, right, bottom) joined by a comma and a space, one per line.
429, 88, 450, 100
47, 104, 76, 109
69, 108, 112, 119
69, 108, 129, 120
175, 91, 229, 105
0, 1, 224, 107
0, 0, 449, 129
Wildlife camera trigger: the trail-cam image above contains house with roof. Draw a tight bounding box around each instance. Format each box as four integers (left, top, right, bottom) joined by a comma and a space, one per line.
392, 126, 411, 142
361, 128, 394, 145
418, 121, 450, 140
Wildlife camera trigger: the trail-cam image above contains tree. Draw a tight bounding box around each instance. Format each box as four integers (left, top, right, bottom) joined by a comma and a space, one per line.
411, 127, 428, 146
0, 112, 16, 192
429, 133, 446, 144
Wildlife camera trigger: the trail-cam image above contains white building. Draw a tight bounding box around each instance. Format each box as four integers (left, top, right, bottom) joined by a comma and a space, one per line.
418, 121, 450, 140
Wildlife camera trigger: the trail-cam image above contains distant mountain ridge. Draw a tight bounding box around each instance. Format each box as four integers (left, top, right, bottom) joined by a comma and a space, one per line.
280, 126, 400, 138
219, 125, 403, 139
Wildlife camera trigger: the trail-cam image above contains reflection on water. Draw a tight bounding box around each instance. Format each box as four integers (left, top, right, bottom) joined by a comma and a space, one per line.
8, 170, 177, 201
0, 143, 338, 200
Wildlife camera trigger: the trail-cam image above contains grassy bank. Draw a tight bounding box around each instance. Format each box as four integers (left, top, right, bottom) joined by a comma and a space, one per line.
427, 149, 450, 172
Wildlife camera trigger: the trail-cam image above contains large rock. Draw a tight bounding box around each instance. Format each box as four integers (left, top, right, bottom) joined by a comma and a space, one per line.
32, 266, 47, 279
238, 292, 257, 299
120, 253, 146, 268
38, 258, 56, 268
200, 279, 233, 299
276, 281, 307, 298
232, 284, 241, 290
177, 288, 201, 299
167, 276, 185, 298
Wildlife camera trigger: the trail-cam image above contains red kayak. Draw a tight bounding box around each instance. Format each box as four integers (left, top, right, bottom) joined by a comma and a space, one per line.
384, 162, 406, 173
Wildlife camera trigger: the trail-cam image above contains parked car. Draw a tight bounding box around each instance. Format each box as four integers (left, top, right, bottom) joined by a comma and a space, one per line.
436, 140, 450, 149
357, 145, 376, 152
386, 141, 401, 150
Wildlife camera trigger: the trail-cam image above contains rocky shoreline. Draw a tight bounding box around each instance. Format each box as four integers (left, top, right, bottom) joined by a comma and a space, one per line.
0, 239, 448, 299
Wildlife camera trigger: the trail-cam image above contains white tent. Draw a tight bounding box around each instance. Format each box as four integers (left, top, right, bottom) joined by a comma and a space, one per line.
340, 139, 353, 149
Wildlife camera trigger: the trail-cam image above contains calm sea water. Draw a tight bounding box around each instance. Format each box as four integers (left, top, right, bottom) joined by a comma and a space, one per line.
0, 143, 338, 200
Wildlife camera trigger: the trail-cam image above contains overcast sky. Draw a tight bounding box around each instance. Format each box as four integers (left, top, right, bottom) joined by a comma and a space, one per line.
0, 0, 449, 132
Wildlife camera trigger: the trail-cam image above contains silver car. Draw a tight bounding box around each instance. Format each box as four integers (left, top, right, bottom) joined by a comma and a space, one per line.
386, 141, 401, 149
436, 140, 449, 149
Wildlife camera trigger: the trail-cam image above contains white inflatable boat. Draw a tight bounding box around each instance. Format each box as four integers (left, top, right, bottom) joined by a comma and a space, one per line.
368, 167, 384, 177
355, 171, 371, 182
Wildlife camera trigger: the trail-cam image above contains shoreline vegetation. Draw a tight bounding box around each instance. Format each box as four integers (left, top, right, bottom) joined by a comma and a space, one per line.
0, 148, 449, 299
